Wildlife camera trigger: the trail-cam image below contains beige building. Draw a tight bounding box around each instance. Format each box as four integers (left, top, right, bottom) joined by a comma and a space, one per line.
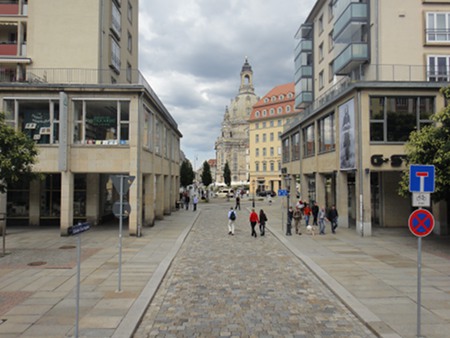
248, 83, 300, 195
0, 0, 182, 236
215, 58, 259, 186
281, 0, 449, 236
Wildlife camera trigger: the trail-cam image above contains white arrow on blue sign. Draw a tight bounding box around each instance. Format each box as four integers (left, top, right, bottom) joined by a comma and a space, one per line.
409, 165, 435, 193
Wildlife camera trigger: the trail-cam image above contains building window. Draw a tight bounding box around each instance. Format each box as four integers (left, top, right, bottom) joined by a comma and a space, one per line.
270, 120, 274, 127
328, 61, 334, 82
127, 31, 132, 52
255, 134, 259, 143
278, 119, 282, 126
319, 71, 324, 89
328, 31, 334, 51
270, 147, 274, 156
256, 148, 259, 157
262, 162, 267, 172
73, 99, 130, 145
318, 14, 324, 35
127, 0, 133, 23
110, 37, 121, 72
277, 107, 283, 114
270, 132, 274, 141
426, 12, 450, 42
286, 105, 291, 113
291, 132, 300, 160
263, 110, 267, 116
255, 162, 259, 172
428, 55, 450, 81
112, 2, 121, 37
319, 43, 324, 62
262, 133, 266, 142
262, 121, 266, 128
4, 99, 60, 144
369, 96, 434, 142
126, 62, 132, 82
262, 147, 267, 157
303, 124, 315, 157
282, 137, 290, 163
270, 162, 275, 172
270, 108, 275, 115
319, 113, 335, 153
255, 111, 260, 117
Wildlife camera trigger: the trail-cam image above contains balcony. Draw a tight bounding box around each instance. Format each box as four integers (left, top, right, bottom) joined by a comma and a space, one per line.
333, 3, 368, 43
0, 3, 19, 15
0, 42, 17, 55
334, 42, 368, 75
295, 39, 312, 57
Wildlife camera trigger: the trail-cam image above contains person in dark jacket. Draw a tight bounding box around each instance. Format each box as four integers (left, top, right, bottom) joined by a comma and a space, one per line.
326, 205, 339, 234
259, 209, 268, 236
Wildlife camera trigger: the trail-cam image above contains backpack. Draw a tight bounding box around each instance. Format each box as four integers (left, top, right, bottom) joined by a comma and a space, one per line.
230, 211, 236, 220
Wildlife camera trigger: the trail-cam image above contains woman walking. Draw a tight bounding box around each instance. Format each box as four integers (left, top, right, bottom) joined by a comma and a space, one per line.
259, 209, 268, 236
249, 208, 259, 238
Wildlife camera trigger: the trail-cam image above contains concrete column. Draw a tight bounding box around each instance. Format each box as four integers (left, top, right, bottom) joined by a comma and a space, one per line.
336, 172, 349, 228
316, 173, 326, 210
143, 174, 155, 226
29, 179, 40, 226
357, 170, 372, 236
60, 171, 74, 236
128, 173, 141, 236
155, 174, 164, 219
86, 174, 100, 225
164, 175, 171, 215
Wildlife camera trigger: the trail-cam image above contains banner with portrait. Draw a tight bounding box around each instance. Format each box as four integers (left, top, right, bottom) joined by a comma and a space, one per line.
339, 98, 356, 170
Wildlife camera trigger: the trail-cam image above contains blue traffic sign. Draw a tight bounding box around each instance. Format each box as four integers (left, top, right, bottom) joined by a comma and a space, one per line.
278, 189, 288, 197
409, 165, 435, 193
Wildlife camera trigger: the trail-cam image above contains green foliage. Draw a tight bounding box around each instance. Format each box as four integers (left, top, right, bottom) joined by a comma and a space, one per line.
223, 161, 231, 187
0, 112, 40, 193
200, 161, 212, 187
399, 87, 450, 202
180, 159, 195, 187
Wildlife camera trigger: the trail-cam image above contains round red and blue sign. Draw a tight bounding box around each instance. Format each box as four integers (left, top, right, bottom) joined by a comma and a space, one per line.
408, 209, 434, 237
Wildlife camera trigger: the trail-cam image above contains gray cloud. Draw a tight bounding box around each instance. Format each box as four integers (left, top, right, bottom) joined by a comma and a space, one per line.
139, 0, 315, 170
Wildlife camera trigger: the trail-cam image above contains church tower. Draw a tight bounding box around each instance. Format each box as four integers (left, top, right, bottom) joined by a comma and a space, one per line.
215, 58, 259, 186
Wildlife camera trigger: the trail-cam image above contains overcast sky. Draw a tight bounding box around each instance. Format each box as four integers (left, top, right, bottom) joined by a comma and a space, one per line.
138, 0, 315, 170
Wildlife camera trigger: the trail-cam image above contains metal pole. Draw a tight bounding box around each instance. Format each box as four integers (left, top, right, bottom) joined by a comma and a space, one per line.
75, 234, 81, 338
417, 236, 422, 338
118, 175, 123, 292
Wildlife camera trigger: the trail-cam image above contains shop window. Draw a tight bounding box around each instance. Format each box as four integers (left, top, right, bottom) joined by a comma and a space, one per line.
319, 113, 335, 153
7, 180, 29, 218
303, 123, 315, 157
40, 174, 61, 218
291, 132, 300, 160
74, 174, 87, 218
370, 96, 434, 142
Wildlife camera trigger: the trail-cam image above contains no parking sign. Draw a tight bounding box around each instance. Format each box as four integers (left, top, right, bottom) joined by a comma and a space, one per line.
408, 209, 434, 237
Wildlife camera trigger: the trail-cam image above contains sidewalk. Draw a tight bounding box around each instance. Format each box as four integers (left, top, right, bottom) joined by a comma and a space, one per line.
260, 198, 450, 338
0, 197, 449, 338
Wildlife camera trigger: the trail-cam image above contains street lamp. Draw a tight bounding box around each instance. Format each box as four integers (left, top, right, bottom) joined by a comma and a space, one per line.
283, 174, 291, 235
251, 179, 255, 208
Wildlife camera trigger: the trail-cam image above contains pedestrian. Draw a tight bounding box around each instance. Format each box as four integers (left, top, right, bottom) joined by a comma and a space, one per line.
303, 203, 311, 226
327, 205, 339, 234
235, 195, 241, 210
249, 208, 259, 238
292, 206, 302, 235
312, 201, 319, 225
259, 209, 268, 236
192, 195, 198, 211
286, 206, 293, 236
318, 206, 326, 234
227, 207, 236, 235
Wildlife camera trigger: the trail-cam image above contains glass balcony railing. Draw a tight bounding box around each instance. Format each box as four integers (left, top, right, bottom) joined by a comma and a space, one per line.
333, 3, 367, 41
295, 39, 312, 57
334, 42, 368, 75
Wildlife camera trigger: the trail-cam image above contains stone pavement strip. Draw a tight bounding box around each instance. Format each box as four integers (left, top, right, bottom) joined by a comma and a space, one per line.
133, 201, 376, 338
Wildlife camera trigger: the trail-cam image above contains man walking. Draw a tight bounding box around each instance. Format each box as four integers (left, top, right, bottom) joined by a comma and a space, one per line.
327, 205, 339, 234
227, 207, 236, 235
293, 206, 302, 235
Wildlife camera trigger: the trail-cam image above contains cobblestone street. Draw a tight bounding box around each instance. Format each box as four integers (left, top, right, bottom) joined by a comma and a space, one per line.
133, 201, 375, 337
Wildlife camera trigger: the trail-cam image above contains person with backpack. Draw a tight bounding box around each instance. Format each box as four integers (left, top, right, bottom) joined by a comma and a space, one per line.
227, 207, 236, 235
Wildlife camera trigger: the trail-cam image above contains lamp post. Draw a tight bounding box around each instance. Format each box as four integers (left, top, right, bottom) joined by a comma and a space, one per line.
251, 179, 255, 208
284, 174, 291, 235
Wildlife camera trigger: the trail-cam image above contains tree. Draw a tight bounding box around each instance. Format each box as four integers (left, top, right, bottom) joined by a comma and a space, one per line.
223, 161, 231, 187
180, 159, 195, 188
0, 112, 40, 193
399, 87, 450, 202
200, 161, 213, 187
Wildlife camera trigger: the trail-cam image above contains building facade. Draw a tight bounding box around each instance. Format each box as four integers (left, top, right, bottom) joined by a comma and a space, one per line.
248, 83, 301, 195
0, 0, 182, 236
215, 58, 259, 186
281, 0, 449, 236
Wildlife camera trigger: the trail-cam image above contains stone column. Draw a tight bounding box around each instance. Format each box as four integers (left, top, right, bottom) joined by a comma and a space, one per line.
143, 174, 155, 226
336, 171, 349, 228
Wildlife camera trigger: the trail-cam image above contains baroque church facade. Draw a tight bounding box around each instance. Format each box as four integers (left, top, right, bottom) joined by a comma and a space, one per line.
215, 58, 259, 186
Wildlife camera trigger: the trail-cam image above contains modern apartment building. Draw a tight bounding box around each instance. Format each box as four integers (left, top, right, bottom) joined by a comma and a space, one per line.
215, 58, 259, 186
0, 0, 182, 236
248, 83, 301, 195
281, 0, 449, 236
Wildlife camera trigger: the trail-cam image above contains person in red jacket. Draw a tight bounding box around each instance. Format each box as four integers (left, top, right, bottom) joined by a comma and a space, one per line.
249, 208, 259, 238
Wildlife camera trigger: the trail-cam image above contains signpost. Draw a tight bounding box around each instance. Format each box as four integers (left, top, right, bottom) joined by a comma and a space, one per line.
68, 222, 90, 338
111, 175, 135, 292
408, 164, 435, 338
